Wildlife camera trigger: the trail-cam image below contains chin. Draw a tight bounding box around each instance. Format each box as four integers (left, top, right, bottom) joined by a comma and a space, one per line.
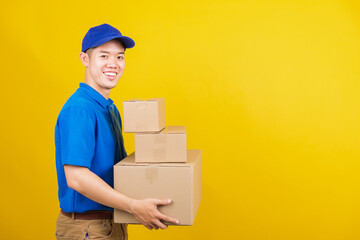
102, 80, 119, 88
106, 83, 118, 89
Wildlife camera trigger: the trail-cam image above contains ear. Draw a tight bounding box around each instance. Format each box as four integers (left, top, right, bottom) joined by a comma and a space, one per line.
79, 52, 90, 67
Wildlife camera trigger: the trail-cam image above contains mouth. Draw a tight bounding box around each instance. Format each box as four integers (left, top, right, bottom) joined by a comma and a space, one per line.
103, 71, 117, 80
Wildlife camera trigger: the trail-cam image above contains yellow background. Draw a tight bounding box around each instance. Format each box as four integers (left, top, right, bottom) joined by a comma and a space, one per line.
1, 0, 360, 239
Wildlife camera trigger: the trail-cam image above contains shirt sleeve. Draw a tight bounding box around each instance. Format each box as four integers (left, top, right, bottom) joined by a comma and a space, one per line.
57, 106, 96, 168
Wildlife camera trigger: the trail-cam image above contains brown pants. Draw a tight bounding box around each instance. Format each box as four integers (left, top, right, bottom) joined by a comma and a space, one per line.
56, 211, 128, 240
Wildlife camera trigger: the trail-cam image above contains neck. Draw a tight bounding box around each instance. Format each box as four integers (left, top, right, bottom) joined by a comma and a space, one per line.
84, 73, 110, 100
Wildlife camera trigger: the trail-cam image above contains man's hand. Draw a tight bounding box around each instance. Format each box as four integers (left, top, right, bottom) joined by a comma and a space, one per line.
129, 199, 179, 230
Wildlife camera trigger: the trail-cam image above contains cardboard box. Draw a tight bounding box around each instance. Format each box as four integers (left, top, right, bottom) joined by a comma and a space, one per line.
123, 98, 166, 133
114, 149, 202, 226
135, 126, 187, 163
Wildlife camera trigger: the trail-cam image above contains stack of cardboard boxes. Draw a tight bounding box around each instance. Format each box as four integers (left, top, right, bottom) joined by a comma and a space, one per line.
113, 98, 202, 226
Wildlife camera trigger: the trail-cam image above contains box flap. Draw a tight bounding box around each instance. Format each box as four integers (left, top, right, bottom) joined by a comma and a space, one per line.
165, 126, 186, 134
116, 150, 200, 167
136, 126, 185, 135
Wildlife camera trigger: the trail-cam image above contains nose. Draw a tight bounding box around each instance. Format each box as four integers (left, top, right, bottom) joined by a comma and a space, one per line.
106, 56, 117, 68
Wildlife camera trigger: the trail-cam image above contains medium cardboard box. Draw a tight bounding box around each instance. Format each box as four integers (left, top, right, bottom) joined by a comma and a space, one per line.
123, 98, 166, 133
135, 126, 187, 163
114, 149, 202, 226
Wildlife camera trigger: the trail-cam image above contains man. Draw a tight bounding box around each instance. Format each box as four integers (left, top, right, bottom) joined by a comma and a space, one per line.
55, 24, 179, 240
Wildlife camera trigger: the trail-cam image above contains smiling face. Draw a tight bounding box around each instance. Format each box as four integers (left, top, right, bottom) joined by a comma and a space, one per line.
80, 39, 125, 99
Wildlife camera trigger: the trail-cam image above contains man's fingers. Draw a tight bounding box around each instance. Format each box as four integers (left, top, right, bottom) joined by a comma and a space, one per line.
159, 213, 180, 224
154, 199, 172, 206
145, 224, 153, 230
153, 219, 168, 229
149, 223, 157, 230
137, 199, 178, 230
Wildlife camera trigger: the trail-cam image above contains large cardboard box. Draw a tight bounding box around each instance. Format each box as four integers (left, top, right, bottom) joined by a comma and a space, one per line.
123, 98, 166, 133
135, 126, 187, 163
114, 150, 202, 226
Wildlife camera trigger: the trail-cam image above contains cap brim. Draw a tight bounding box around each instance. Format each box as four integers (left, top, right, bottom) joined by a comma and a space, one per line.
116, 36, 135, 49
83, 35, 135, 52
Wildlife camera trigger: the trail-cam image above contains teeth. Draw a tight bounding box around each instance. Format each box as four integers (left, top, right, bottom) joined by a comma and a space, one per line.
104, 72, 116, 76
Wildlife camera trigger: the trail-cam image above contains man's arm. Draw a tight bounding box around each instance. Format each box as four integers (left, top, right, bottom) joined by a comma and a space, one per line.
64, 165, 179, 230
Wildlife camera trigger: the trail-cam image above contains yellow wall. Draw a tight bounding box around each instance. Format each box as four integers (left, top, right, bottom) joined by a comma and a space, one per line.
1, 0, 360, 239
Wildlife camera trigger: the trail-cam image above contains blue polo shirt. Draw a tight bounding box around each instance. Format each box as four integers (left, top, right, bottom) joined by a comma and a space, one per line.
55, 83, 127, 213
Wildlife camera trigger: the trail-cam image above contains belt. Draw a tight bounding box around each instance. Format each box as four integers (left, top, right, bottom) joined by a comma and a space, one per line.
61, 209, 113, 220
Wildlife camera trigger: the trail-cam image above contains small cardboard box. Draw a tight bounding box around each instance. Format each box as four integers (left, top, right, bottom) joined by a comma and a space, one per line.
123, 98, 166, 133
114, 150, 202, 226
135, 126, 187, 163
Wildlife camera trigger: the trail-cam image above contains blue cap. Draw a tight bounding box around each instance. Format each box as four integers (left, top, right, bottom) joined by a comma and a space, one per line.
82, 24, 135, 52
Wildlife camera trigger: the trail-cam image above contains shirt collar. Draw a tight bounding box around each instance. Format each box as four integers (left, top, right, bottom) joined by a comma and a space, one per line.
79, 83, 113, 108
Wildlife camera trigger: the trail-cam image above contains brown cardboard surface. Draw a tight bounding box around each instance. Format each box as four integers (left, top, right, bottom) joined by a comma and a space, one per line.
135, 126, 187, 163
123, 98, 166, 133
114, 150, 202, 226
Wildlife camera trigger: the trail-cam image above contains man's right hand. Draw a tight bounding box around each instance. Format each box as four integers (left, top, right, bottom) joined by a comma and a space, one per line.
129, 199, 179, 230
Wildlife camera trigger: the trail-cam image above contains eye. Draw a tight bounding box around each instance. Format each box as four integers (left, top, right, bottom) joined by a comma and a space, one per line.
117, 55, 124, 60
100, 55, 107, 59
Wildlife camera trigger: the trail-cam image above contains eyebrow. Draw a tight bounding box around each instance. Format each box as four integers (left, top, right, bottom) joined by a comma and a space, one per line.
99, 51, 125, 54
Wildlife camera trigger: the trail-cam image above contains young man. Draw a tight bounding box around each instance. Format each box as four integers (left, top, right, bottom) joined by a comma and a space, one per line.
55, 24, 178, 240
